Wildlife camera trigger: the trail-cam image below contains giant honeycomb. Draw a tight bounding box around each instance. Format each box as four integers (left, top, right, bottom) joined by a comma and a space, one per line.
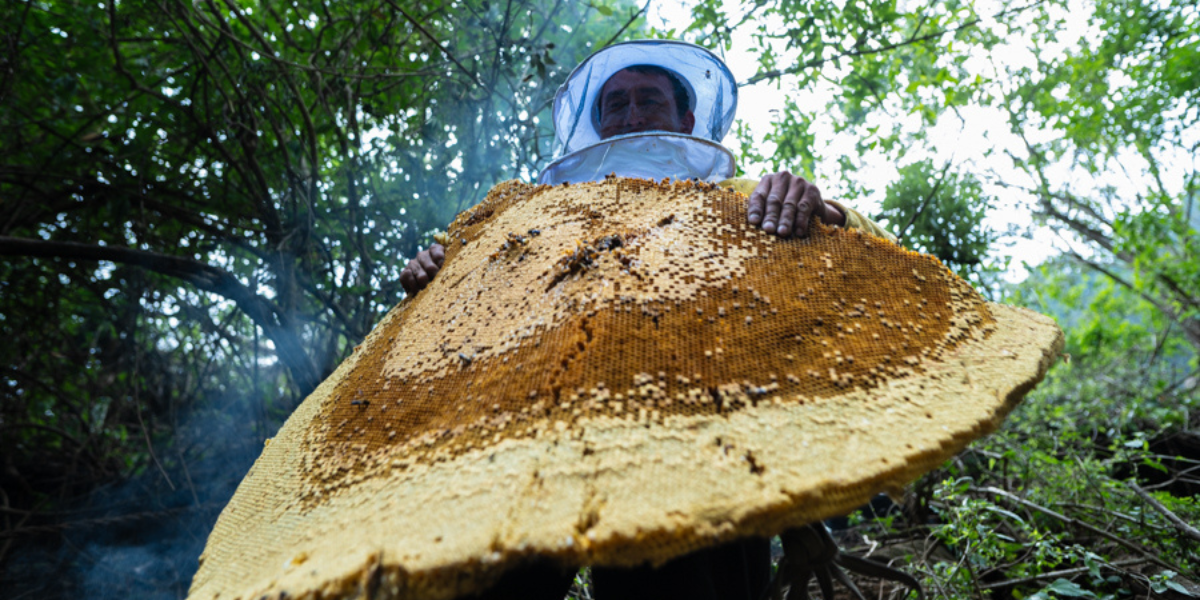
189, 178, 1063, 600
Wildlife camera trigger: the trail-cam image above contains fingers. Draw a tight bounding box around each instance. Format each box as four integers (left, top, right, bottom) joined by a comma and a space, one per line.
760, 174, 787, 234
776, 178, 805, 237
749, 172, 826, 238
429, 243, 445, 267
747, 177, 773, 226
399, 264, 418, 295
399, 259, 427, 296
400, 244, 445, 296
791, 180, 825, 238
417, 247, 442, 278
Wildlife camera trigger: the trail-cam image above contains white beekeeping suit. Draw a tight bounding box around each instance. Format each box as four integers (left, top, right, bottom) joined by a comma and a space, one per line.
538, 41, 739, 185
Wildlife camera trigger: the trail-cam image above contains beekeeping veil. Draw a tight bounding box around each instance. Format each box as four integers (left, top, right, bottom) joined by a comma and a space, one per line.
539, 40, 738, 185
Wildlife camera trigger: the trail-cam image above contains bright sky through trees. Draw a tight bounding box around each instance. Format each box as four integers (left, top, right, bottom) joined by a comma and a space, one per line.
649, 0, 1198, 281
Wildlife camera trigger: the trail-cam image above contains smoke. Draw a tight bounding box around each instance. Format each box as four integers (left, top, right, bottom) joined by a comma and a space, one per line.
2, 397, 279, 599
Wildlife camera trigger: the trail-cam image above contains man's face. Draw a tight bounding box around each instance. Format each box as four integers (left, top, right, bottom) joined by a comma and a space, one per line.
598, 69, 696, 139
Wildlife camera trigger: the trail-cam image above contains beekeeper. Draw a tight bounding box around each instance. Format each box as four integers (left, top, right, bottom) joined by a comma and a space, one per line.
402, 43, 900, 599
400, 40, 893, 296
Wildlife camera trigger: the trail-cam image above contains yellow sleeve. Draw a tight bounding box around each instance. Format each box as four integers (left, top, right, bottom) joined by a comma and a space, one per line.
825, 200, 898, 244
718, 177, 898, 244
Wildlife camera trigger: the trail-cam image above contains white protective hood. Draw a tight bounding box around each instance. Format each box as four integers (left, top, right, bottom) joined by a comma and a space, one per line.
538, 132, 737, 185
538, 40, 739, 185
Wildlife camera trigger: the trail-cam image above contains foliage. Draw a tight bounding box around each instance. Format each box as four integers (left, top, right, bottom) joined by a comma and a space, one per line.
814, 260, 1199, 598
687, 0, 1199, 350
1013, 257, 1197, 428
919, 361, 1200, 597
0, 0, 640, 519
682, 0, 1200, 595
1004, 0, 1200, 354
876, 158, 1006, 291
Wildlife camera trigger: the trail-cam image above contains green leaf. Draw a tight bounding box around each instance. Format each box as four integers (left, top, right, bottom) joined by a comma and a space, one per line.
984, 506, 1026, 524
1164, 581, 1194, 597
1044, 579, 1097, 599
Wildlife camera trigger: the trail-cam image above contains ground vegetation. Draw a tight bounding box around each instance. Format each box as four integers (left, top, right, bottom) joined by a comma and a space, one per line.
679, 0, 1199, 597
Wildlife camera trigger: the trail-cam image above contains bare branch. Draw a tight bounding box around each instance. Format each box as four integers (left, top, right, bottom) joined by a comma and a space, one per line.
741, 1, 1047, 87
1126, 481, 1200, 543
600, 1, 650, 49
975, 486, 1181, 572
896, 159, 954, 243
0, 236, 321, 392
388, 1, 484, 91
979, 558, 1150, 591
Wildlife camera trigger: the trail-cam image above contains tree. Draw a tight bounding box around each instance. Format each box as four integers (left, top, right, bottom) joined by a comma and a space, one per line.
1001, 0, 1200, 350
0, 0, 642, 507
876, 158, 1002, 288
686, 0, 1198, 348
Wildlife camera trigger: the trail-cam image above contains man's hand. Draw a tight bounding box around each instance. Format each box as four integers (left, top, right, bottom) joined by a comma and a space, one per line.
747, 172, 845, 238
400, 243, 445, 296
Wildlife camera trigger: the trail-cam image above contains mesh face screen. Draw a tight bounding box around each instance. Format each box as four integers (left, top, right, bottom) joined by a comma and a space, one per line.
302, 178, 991, 498
191, 178, 1063, 600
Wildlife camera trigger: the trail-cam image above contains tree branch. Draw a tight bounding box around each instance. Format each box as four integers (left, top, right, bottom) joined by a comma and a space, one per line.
741, 1, 1047, 87
0, 236, 321, 393
975, 486, 1181, 572
388, 0, 484, 91
1126, 481, 1200, 543
979, 558, 1150, 591
600, 1, 649, 49
896, 159, 954, 243
1065, 248, 1200, 350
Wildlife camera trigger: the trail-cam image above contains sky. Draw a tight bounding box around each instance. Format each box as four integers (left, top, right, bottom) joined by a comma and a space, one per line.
642, 0, 1161, 282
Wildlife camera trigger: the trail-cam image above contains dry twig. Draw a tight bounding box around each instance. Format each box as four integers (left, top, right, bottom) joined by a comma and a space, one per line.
1126, 482, 1200, 543
974, 487, 1181, 572
979, 558, 1151, 590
